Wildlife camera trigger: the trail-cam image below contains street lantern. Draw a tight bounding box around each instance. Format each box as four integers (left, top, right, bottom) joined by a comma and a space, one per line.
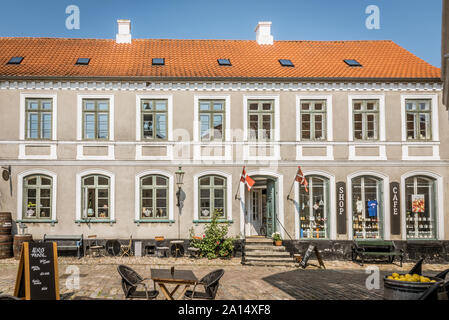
175, 166, 186, 240
175, 166, 185, 189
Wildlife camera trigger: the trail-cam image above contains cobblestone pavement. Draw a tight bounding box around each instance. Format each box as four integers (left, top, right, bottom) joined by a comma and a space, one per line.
0, 257, 447, 300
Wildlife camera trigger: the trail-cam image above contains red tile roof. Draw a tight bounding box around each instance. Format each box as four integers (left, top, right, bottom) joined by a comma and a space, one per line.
0, 37, 441, 80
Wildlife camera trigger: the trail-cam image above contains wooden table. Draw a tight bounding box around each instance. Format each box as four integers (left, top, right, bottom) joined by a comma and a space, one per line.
150, 268, 198, 300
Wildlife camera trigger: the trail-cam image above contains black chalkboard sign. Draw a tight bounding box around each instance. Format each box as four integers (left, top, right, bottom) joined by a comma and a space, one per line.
299, 244, 325, 269
14, 242, 59, 300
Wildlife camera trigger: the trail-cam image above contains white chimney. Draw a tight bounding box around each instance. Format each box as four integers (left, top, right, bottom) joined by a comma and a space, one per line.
255, 21, 273, 45
116, 19, 131, 44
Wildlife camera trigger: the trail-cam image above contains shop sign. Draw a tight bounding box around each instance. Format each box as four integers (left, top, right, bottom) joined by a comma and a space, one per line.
336, 181, 346, 234
390, 182, 401, 235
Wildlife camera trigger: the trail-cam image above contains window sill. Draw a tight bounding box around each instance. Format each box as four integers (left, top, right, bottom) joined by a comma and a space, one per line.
193, 219, 233, 224
17, 219, 57, 225
76, 219, 115, 226
135, 219, 174, 225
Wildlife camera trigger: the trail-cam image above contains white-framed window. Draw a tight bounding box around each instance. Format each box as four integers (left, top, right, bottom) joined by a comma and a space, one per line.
75, 169, 115, 222
348, 95, 385, 142
20, 93, 58, 141
193, 171, 233, 222
17, 169, 57, 222
77, 94, 114, 141
136, 95, 173, 141
405, 100, 432, 141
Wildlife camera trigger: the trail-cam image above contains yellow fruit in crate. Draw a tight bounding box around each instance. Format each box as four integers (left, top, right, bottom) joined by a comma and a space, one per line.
387, 276, 394, 280
431, 280, 436, 283
392, 273, 399, 278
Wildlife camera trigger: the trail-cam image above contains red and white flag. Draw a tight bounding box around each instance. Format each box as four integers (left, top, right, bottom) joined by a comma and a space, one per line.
240, 167, 255, 191
295, 166, 308, 192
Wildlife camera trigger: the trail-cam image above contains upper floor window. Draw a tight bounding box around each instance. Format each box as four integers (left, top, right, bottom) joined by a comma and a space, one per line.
199, 100, 225, 141
23, 175, 52, 220
300, 100, 327, 141
82, 174, 110, 220
353, 100, 379, 141
140, 175, 169, 220
199, 175, 226, 220
25, 98, 52, 140
248, 100, 274, 141
141, 99, 168, 140
406, 100, 432, 141
83, 99, 109, 140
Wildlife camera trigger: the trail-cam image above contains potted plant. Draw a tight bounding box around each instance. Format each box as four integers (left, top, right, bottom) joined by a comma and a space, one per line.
272, 232, 282, 246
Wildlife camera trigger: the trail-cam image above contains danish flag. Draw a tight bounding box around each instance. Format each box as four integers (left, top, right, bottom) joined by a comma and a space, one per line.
240, 167, 255, 191
295, 166, 308, 192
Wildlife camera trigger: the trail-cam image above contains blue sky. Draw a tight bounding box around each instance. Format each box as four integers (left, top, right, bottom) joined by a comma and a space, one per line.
0, 0, 443, 67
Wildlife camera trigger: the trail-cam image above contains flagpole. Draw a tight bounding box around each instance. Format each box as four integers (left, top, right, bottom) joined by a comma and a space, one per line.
286, 167, 299, 201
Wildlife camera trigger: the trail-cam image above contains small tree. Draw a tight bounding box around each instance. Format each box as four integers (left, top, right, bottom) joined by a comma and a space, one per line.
190, 210, 235, 259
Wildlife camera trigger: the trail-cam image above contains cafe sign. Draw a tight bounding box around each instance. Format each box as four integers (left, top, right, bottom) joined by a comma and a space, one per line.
390, 182, 401, 235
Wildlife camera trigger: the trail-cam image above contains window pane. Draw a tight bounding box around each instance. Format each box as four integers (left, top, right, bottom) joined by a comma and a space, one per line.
301, 114, 310, 140
353, 102, 362, 111
213, 114, 223, 140
98, 189, 108, 198
200, 102, 210, 111
406, 102, 415, 111
200, 177, 210, 186
40, 188, 51, 197
143, 114, 153, 138
262, 103, 272, 111
84, 113, 95, 139
97, 113, 108, 139
27, 101, 38, 110
142, 189, 153, 198
156, 176, 167, 186
83, 176, 95, 185
314, 103, 323, 111
200, 114, 210, 140
314, 114, 323, 139
98, 102, 109, 111
419, 114, 430, 139
42, 102, 52, 110
249, 114, 258, 139
84, 101, 95, 111
249, 103, 258, 111
213, 102, 223, 111
301, 103, 310, 111
98, 176, 109, 185
367, 114, 375, 138
142, 177, 153, 185
156, 114, 167, 139
262, 114, 271, 139
214, 176, 224, 185
354, 114, 363, 139
41, 177, 51, 185
41, 113, 52, 139
406, 113, 416, 139
200, 189, 210, 198
142, 101, 152, 110
155, 101, 167, 111
28, 113, 39, 139
214, 188, 224, 198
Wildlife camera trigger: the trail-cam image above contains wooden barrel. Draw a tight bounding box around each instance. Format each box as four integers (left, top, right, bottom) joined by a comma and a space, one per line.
0, 212, 12, 235
13, 234, 33, 259
0, 235, 13, 259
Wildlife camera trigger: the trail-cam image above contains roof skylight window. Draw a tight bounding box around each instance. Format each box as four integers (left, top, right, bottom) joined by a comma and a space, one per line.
75, 58, 91, 65
7, 56, 24, 65
152, 58, 165, 65
344, 59, 362, 67
279, 59, 294, 67
218, 59, 231, 66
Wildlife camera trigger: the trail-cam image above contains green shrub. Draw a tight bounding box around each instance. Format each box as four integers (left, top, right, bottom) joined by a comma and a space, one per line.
190, 210, 235, 259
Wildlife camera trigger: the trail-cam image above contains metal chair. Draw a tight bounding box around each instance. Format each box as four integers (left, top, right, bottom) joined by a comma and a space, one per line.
120, 235, 133, 257
185, 269, 224, 300
117, 265, 159, 300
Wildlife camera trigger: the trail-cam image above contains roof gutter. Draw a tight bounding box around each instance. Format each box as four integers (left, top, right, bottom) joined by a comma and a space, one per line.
0, 75, 442, 83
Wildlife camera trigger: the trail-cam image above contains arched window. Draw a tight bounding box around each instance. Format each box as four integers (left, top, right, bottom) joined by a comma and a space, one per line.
352, 176, 383, 239
23, 175, 52, 219
199, 175, 226, 219
82, 174, 110, 220
299, 175, 330, 239
140, 175, 168, 220
405, 176, 437, 239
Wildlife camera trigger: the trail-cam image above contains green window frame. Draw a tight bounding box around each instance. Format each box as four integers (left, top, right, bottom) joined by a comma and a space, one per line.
248, 100, 274, 141
82, 99, 109, 140
82, 174, 110, 220
141, 99, 168, 140
199, 175, 226, 220
23, 175, 52, 220
25, 98, 52, 140
299, 175, 330, 239
405, 176, 437, 240
300, 100, 327, 141
140, 175, 169, 220
353, 100, 379, 141
405, 99, 432, 141
199, 100, 225, 141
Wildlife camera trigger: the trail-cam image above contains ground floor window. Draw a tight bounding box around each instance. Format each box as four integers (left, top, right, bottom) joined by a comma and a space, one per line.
23, 175, 52, 219
405, 176, 436, 239
140, 175, 168, 220
299, 175, 329, 239
199, 175, 226, 219
82, 174, 110, 220
352, 176, 383, 239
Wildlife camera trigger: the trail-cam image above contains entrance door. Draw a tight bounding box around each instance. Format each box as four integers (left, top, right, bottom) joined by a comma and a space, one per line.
249, 189, 262, 235
266, 178, 276, 236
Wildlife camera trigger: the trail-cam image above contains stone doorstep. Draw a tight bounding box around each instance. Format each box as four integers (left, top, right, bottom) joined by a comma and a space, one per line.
245, 251, 291, 257
245, 238, 275, 244
244, 245, 287, 251
244, 256, 294, 262
242, 261, 296, 267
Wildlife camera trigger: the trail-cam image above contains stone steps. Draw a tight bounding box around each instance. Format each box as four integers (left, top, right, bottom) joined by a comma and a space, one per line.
242, 237, 295, 267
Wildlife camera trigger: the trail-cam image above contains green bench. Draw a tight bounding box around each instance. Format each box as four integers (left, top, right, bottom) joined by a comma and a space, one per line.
44, 234, 83, 259
351, 240, 404, 267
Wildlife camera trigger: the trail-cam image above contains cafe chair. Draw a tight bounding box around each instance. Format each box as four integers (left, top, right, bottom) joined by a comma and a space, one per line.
120, 235, 133, 257
185, 269, 224, 300
117, 265, 159, 300
87, 235, 104, 257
